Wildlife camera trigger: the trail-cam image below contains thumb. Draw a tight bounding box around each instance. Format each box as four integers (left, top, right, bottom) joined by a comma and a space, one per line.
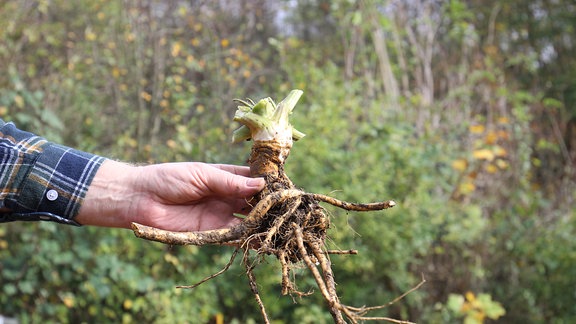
201, 165, 266, 198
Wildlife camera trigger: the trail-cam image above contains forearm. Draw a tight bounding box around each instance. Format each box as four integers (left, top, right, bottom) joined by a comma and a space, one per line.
76, 159, 140, 229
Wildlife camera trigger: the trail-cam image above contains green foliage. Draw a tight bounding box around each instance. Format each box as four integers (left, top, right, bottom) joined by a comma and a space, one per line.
0, 67, 64, 142
1, 0, 576, 323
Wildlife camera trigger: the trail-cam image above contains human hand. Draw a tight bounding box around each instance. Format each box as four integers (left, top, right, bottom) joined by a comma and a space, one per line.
76, 160, 265, 231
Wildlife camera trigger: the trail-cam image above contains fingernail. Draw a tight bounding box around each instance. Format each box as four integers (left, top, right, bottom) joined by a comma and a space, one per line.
247, 178, 265, 188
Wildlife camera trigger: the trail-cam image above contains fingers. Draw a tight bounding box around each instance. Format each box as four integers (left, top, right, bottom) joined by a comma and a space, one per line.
200, 164, 265, 198
212, 164, 252, 176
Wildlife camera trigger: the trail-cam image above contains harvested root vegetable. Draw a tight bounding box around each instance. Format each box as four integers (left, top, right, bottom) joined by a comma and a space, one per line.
132, 90, 418, 323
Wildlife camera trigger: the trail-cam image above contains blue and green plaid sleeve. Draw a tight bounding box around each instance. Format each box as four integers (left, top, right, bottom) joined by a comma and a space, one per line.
0, 119, 105, 225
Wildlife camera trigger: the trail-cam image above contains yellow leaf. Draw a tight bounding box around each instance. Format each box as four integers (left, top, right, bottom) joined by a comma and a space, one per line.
62, 296, 75, 308
485, 163, 498, 174
85, 28, 97, 41
164, 253, 180, 266
465, 291, 476, 302
123, 299, 133, 310
469, 124, 485, 134
497, 130, 509, 140
140, 91, 152, 102
171, 41, 181, 57
166, 139, 177, 149
452, 159, 468, 172
473, 149, 495, 161
178, 5, 187, 16
485, 130, 498, 145
472, 311, 486, 322
125, 32, 135, 42
215, 313, 224, 324
496, 159, 509, 169
459, 181, 476, 195
14, 95, 24, 108
497, 116, 509, 124
220, 38, 230, 48
112, 67, 120, 78
493, 146, 507, 157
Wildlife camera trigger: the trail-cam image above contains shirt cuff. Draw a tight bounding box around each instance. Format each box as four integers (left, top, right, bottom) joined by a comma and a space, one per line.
11, 142, 106, 221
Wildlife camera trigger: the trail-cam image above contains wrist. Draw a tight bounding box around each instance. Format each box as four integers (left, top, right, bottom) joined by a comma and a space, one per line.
76, 159, 140, 228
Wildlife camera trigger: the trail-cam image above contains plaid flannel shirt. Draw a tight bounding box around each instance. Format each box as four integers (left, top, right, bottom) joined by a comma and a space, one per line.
0, 119, 105, 225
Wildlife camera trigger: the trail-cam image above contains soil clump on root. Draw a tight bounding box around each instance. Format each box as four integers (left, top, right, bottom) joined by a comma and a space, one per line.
131, 90, 417, 324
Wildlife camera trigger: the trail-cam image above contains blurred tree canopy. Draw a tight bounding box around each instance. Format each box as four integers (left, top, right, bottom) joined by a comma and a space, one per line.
1, 0, 575, 323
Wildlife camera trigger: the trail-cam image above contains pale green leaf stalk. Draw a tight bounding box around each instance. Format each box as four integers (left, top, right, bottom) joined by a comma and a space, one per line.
232, 89, 305, 145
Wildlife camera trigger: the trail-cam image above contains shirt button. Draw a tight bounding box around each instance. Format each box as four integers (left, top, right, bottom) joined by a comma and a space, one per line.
46, 189, 59, 201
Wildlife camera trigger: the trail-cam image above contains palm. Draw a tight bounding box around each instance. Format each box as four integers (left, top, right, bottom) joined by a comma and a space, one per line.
131, 163, 257, 232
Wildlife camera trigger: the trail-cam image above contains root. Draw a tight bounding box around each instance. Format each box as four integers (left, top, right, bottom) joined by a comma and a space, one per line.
131, 189, 305, 245
293, 223, 346, 323
131, 223, 238, 246
325, 249, 358, 255
176, 248, 240, 289
131, 188, 412, 323
244, 251, 270, 324
310, 193, 396, 211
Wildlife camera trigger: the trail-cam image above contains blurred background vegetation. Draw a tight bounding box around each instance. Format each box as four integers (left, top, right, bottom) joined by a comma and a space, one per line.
1, 0, 575, 323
